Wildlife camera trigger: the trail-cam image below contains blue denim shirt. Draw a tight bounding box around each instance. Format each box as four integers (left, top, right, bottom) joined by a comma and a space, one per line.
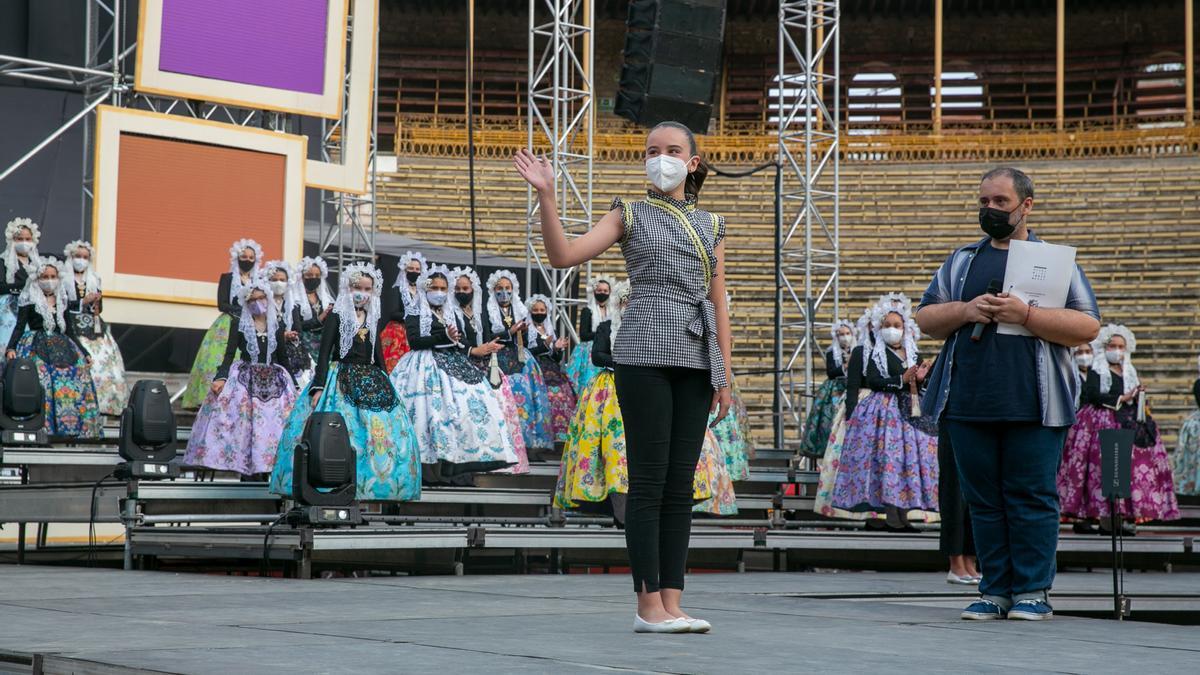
918, 232, 1100, 428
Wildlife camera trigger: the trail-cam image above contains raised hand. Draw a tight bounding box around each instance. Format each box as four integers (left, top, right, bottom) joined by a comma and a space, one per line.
512, 149, 555, 193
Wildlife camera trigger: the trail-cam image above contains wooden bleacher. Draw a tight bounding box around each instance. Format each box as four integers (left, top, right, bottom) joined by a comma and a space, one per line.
375, 154, 1200, 448
379, 45, 1196, 144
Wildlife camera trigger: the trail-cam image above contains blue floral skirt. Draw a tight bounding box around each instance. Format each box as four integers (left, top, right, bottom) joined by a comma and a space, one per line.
504, 349, 553, 451
564, 340, 602, 394
0, 296, 18, 366
270, 362, 421, 502
800, 378, 846, 458
709, 379, 753, 481
15, 331, 101, 438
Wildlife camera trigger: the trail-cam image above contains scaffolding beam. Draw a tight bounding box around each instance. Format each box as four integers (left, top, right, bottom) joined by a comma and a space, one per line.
317, 4, 379, 272
525, 0, 594, 340
775, 1, 841, 451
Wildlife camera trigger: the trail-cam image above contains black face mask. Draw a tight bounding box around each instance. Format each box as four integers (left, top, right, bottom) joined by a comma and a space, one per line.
530, 313, 547, 324
455, 291, 473, 306
237, 259, 255, 273
593, 293, 610, 304
406, 271, 420, 284
978, 205, 1021, 240
303, 277, 321, 292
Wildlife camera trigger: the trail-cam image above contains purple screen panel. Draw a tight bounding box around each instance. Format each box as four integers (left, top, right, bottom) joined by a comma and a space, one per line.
158, 0, 331, 96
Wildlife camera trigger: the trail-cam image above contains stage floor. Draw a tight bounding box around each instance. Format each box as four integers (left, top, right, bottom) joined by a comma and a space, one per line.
0, 566, 1197, 674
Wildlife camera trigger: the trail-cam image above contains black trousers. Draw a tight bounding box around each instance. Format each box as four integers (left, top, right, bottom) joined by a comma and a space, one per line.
938, 422, 975, 557
614, 364, 711, 593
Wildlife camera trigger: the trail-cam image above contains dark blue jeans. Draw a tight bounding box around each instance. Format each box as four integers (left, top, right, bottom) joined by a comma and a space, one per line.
945, 420, 1068, 607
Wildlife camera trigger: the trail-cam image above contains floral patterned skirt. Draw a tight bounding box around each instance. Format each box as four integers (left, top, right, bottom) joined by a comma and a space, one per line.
831, 391, 939, 513
379, 320, 411, 374
0, 296, 18, 366
507, 349, 553, 451
693, 428, 738, 516
564, 340, 602, 394
182, 313, 234, 410
15, 331, 101, 438
554, 371, 627, 509
554, 370, 737, 514
271, 362, 421, 502
1057, 404, 1180, 521
492, 374, 530, 475
799, 378, 846, 458
77, 325, 128, 416
539, 355, 578, 442
301, 328, 322, 362
390, 348, 519, 475
709, 379, 753, 481
812, 400, 937, 522
813, 400, 872, 519
1173, 410, 1200, 497
183, 362, 296, 475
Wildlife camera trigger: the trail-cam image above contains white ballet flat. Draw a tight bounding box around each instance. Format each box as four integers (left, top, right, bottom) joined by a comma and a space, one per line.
633, 615, 691, 634
683, 617, 712, 633
946, 571, 978, 585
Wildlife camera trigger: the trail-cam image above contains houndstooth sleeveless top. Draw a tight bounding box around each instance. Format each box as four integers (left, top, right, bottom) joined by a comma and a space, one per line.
610, 190, 728, 390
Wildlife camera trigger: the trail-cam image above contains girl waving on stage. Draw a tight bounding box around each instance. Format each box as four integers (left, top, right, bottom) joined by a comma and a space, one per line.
515, 120, 732, 634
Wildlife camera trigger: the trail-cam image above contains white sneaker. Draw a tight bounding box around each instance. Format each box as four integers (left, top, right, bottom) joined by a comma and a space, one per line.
946, 571, 977, 585
683, 617, 712, 633
633, 615, 691, 634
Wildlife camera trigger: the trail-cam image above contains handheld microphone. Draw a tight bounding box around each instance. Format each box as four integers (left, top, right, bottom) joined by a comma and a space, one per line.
970, 279, 1003, 342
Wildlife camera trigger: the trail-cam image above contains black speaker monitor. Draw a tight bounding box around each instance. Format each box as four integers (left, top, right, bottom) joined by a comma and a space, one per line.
615, 0, 728, 132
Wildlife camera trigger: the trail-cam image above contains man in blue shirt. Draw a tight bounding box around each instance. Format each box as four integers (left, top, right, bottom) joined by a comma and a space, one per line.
917, 167, 1100, 622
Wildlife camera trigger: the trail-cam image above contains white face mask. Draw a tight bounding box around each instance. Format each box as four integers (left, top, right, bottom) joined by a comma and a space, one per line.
352, 290, 370, 308
38, 278, 58, 294
645, 155, 689, 192
1105, 349, 1124, 365
881, 327, 904, 347
1074, 353, 1092, 368
14, 241, 33, 255
71, 257, 89, 272
837, 333, 854, 349
269, 280, 288, 297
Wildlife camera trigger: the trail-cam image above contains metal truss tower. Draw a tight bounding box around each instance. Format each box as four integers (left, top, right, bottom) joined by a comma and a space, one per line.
525, 0, 595, 339
315, 4, 379, 271
775, 1, 841, 450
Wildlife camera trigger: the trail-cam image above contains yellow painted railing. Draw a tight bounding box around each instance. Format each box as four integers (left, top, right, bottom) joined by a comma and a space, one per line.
395, 114, 1200, 163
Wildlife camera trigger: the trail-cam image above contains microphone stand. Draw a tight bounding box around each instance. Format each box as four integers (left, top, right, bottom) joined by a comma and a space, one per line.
1109, 494, 1127, 620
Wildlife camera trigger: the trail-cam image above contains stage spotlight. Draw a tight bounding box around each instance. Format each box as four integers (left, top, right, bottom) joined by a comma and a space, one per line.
0, 358, 48, 449
289, 412, 362, 526
114, 379, 179, 480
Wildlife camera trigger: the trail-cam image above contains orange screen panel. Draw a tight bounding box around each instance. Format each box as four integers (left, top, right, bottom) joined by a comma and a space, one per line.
114, 133, 287, 283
